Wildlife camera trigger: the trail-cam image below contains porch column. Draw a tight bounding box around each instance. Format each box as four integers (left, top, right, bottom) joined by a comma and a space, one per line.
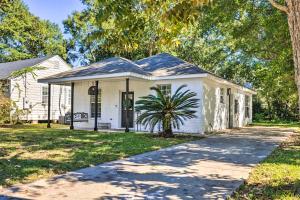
70, 82, 74, 130
125, 78, 129, 132
47, 84, 51, 128
94, 80, 99, 131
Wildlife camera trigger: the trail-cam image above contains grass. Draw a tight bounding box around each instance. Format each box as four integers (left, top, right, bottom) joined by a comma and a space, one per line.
251, 120, 300, 130
232, 122, 300, 200
0, 124, 202, 187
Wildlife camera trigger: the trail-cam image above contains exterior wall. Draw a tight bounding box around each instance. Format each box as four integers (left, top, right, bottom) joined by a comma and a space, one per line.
230, 87, 253, 127
73, 78, 204, 134
202, 79, 253, 132
9, 56, 71, 121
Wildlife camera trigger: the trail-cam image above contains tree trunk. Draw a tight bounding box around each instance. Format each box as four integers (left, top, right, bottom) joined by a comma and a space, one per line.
286, 0, 300, 119
163, 128, 174, 138
161, 121, 174, 137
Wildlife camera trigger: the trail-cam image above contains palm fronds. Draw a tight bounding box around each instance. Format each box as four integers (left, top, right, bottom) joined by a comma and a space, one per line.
135, 84, 199, 137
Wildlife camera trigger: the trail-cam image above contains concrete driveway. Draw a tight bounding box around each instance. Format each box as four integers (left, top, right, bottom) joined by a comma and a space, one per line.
0, 126, 294, 200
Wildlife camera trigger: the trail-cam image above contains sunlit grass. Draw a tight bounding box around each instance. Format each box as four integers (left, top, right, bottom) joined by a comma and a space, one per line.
251, 120, 300, 131
0, 124, 202, 187
232, 126, 300, 200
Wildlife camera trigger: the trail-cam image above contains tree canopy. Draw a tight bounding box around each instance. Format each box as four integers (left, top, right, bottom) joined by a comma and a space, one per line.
64, 0, 296, 120
0, 0, 67, 62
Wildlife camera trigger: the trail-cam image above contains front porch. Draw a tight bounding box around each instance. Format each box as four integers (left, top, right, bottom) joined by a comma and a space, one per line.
46, 76, 153, 132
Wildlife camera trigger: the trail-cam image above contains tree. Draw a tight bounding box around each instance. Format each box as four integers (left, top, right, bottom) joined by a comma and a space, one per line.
175, 0, 297, 120
266, 0, 300, 118
0, 0, 67, 62
135, 85, 199, 137
64, 0, 297, 120
63, 0, 210, 65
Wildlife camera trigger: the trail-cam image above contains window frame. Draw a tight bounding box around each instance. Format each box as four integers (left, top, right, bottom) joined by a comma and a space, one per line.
41, 86, 48, 105
67, 88, 71, 105
90, 89, 101, 118
245, 95, 250, 118
220, 88, 225, 104
234, 99, 239, 114
157, 84, 172, 97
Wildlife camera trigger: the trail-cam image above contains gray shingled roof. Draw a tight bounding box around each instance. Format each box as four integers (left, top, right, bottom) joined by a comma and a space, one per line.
135, 53, 209, 76
40, 53, 210, 83
40, 57, 150, 81
0, 56, 54, 79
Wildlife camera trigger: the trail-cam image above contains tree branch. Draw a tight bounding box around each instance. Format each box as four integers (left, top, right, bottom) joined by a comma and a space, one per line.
268, 0, 288, 13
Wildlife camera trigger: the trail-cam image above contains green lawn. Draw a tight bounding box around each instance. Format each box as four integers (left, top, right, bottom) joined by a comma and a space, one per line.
232, 122, 300, 200
251, 120, 300, 130
0, 124, 202, 187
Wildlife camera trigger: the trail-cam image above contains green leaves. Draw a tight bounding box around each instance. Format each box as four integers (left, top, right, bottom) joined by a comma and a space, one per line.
9, 66, 46, 79
0, 0, 66, 62
64, 0, 296, 120
135, 84, 199, 136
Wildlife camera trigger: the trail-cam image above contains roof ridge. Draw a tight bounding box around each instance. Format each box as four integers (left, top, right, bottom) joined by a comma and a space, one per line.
135, 52, 171, 64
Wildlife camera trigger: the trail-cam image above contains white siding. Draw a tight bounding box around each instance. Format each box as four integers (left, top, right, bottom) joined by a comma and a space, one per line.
73, 78, 204, 134
71, 76, 252, 134
202, 79, 253, 132
10, 56, 71, 121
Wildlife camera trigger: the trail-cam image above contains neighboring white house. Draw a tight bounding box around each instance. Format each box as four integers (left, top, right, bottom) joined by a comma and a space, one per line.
39, 53, 256, 134
0, 55, 71, 122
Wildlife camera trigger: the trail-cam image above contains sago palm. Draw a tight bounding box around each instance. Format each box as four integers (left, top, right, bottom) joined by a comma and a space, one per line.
135, 85, 199, 137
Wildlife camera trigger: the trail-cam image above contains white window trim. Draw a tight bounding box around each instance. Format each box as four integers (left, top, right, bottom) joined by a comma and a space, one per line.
157, 84, 172, 97
90, 89, 101, 119
220, 88, 225, 104
245, 95, 250, 118
41, 85, 48, 105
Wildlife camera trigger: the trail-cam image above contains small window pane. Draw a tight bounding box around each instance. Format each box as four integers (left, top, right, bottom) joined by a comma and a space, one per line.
234, 99, 239, 114
220, 88, 225, 104
245, 95, 250, 118
68, 89, 71, 105
90, 89, 101, 118
42, 86, 48, 105
158, 84, 171, 97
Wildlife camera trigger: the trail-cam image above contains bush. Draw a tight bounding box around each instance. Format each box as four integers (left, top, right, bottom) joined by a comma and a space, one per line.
0, 94, 11, 124
0, 94, 24, 125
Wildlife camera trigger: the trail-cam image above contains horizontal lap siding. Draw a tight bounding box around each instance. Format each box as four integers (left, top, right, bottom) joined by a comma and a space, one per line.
10, 56, 71, 121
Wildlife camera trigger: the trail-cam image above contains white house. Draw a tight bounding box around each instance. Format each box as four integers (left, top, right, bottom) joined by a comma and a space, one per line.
0, 55, 71, 122
39, 53, 256, 133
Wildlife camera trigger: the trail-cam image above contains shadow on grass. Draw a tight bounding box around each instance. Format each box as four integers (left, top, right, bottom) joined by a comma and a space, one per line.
1, 126, 293, 199
233, 180, 300, 199
232, 134, 300, 199
0, 126, 202, 187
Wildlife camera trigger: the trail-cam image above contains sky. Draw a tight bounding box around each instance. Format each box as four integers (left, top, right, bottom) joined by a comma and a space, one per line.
23, 0, 85, 37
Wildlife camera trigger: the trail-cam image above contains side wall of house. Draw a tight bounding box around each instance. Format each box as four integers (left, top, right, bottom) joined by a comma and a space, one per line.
202, 78, 253, 132
73, 78, 204, 134
10, 56, 71, 121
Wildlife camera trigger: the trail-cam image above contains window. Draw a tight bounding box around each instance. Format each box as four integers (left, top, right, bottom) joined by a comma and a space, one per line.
90, 89, 101, 118
234, 99, 239, 114
158, 84, 171, 97
220, 88, 225, 104
42, 86, 48, 105
68, 88, 71, 105
63, 87, 71, 106
245, 95, 250, 118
